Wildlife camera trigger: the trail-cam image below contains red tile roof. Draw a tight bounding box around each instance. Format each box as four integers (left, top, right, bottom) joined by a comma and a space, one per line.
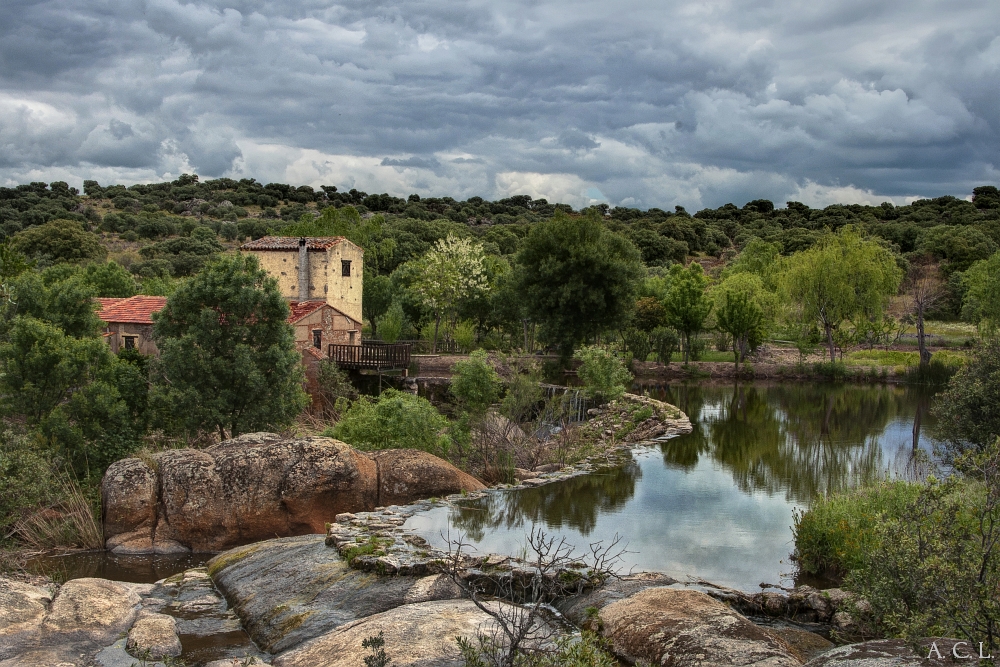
287, 300, 328, 322
97, 296, 168, 325
240, 236, 344, 251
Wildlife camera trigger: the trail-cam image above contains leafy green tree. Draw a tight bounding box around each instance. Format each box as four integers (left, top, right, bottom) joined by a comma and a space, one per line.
574, 345, 632, 402
517, 211, 643, 358
451, 350, 502, 417
963, 251, 1000, 337
12, 269, 102, 339
363, 273, 394, 338
633, 297, 666, 332
82, 261, 138, 298
662, 262, 713, 364
780, 227, 902, 362
331, 389, 451, 457
410, 235, 489, 352
377, 300, 406, 344
150, 254, 307, 439
933, 340, 1000, 462
725, 238, 782, 289
12, 219, 107, 264
918, 225, 997, 275
714, 273, 773, 369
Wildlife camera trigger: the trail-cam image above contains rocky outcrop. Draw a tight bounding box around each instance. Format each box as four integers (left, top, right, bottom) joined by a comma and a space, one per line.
803, 639, 966, 666
595, 587, 802, 666
101, 434, 484, 553
271, 599, 502, 667
0, 578, 55, 660
126, 612, 182, 659
41, 578, 141, 645
209, 535, 464, 653
370, 449, 486, 506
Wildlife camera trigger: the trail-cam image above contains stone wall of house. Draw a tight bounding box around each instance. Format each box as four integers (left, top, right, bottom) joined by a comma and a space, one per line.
106, 323, 158, 356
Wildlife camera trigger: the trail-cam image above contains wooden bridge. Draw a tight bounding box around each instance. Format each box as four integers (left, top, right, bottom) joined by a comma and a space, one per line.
329, 342, 412, 372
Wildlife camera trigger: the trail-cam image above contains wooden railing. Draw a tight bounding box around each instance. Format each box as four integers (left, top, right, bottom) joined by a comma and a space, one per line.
329, 342, 412, 370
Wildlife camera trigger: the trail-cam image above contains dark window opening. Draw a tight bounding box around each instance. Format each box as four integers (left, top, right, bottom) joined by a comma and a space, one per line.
341, 260, 351, 277
313, 330, 322, 349
124, 336, 137, 350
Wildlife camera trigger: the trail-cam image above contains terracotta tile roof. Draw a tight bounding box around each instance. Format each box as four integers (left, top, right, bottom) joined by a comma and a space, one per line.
97, 296, 168, 325
96, 297, 124, 310
240, 236, 344, 251
287, 300, 328, 322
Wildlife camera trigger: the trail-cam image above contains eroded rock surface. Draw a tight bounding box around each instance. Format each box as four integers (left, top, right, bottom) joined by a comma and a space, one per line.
126, 612, 182, 659
271, 599, 500, 667
102, 434, 484, 553
0, 578, 56, 659
803, 639, 966, 666
42, 578, 141, 645
210, 535, 464, 653
598, 587, 802, 666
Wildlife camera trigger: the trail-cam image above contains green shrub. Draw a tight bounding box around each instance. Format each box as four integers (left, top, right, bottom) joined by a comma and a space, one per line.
573, 345, 632, 402
330, 389, 451, 457
451, 350, 502, 417
792, 480, 923, 578
0, 431, 54, 542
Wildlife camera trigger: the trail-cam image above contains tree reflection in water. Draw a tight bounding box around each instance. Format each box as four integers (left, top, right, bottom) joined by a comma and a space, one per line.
448, 458, 642, 540
651, 382, 938, 504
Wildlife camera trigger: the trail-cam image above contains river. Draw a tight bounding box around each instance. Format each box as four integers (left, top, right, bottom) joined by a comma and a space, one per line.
403, 381, 940, 591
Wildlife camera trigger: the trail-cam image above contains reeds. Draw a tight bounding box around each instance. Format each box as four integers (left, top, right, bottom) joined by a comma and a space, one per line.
12, 475, 103, 550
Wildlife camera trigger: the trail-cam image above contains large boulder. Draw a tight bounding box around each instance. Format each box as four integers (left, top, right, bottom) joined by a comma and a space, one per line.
41, 578, 141, 645
0, 578, 55, 659
597, 587, 802, 666
271, 599, 500, 667
101, 458, 158, 554
370, 449, 486, 505
209, 535, 464, 653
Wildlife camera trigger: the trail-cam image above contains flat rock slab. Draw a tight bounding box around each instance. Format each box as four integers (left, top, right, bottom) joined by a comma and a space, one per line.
210, 535, 463, 653
804, 639, 968, 666
127, 612, 182, 659
599, 587, 802, 667
41, 577, 141, 645
0, 577, 55, 659
272, 599, 498, 667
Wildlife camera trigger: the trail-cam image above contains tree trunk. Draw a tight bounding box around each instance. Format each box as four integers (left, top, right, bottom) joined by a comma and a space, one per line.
916, 303, 931, 368
432, 312, 441, 354
825, 324, 836, 362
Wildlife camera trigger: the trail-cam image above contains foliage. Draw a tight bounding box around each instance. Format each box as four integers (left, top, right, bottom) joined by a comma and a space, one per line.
377, 300, 406, 343
459, 631, 617, 667
362, 631, 392, 667
331, 389, 451, 457
10, 268, 103, 339
792, 480, 923, 578
662, 262, 712, 364
725, 237, 783, 289
632, 296, 666, 332
780, 227, 903, 361
517, 211, 643, 358
452, 350, 503, 417
573, 346, 632, 402
363, 273, 394, 336
962, 251, 1000, 337
81, 261, 139, 297
844, 444, 1000, 649
315, 360, 358, 420
932, 339, 1000, 462
650, 326, 680, 364
11, 219, 107, 264
409, 235, 489, 352
150, 254, 308, 440
0, 430, 54, 542
713, 273, 772, 368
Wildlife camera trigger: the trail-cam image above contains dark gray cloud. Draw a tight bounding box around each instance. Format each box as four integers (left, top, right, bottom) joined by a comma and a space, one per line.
0, 0, 996, 209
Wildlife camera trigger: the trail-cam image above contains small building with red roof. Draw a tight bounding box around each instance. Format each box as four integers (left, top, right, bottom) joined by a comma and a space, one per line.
96, 295, 168, 355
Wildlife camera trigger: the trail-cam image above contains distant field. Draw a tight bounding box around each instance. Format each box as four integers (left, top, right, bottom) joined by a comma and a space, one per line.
846, 349, 967, 370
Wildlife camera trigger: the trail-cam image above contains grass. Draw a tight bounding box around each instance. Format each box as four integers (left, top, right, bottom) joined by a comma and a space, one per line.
12, 475, 103, 551
792, 480, 923, 579
669, 350, 736, 363
846, 349, 967, 372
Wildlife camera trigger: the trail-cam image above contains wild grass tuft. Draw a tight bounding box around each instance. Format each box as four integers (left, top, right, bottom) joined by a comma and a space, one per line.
12, 474, 103, 550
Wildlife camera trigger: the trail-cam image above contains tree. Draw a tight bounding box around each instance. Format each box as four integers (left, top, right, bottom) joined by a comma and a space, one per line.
11, 219, 107, 264
933, 340, 1000, 463
516, 211, 643, 358
780, 227, 903, 362
12, 268, 102, 339
451, 350, 502, 417
150, 254, 307, 440
904, 257, 945, 367
574, 345, 632, 402
82, 261, 138, 298
363, 274, 393, 338
725, 238, 782, 289
662, 262, 712, 364
410, 235, 489, 352
963, 251, 1000, 337
714, 273, 773, 369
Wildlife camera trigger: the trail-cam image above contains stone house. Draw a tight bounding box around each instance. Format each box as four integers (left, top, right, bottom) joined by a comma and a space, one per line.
287, 299, 361, 353
240, 236, 363, 326
97, 296, 168, 356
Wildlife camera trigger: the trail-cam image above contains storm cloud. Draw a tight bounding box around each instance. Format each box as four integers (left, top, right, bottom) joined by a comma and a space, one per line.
0, 0, 996, 209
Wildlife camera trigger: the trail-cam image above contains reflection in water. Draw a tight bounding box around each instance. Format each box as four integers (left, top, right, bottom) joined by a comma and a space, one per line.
405, 382, 941, 590
449, 458, 641, 540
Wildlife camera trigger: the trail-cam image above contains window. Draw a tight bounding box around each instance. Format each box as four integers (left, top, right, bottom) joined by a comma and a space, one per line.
313, 330, 322, 349
124, 336, 137, 350
341, 260, 351, 277
348, 331, 356, 345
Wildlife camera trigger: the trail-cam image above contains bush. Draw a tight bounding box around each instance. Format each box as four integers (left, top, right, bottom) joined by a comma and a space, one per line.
0, 431, 54, 542
451, 350, 502, 417
377, 301, 405, 344
792, 480, 923, 578
330, 389, 451, 457
573, 346, 632, 402
933, 339, 1000, 462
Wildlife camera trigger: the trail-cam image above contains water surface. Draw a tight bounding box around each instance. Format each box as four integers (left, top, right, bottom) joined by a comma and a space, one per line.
404, 382, 940, 591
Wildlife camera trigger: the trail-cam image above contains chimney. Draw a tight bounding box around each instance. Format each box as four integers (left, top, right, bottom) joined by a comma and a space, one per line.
297, 238, 309, 300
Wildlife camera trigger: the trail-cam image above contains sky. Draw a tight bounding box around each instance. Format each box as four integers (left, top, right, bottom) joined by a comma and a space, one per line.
0, 0, 997, 210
